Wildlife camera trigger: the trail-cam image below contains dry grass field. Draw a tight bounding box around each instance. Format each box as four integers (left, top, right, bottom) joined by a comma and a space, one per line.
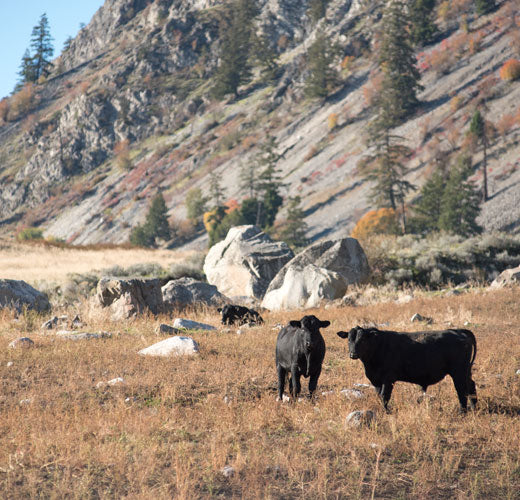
1, 279, 520, 498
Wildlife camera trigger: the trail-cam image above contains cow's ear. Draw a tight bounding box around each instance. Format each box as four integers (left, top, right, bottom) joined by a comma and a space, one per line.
320, 320, 331, 328
337, 331, 348, 339
289, 320, 301, 328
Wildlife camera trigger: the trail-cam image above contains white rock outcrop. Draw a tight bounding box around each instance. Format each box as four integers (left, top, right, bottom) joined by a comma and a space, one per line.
0, 280, 50, 312
138, 336, 200, 357
203, 225, 294, 300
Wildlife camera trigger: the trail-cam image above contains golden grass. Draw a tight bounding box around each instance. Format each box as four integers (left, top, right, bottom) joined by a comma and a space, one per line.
1, 287, 520, 498
0, 242, 192, 284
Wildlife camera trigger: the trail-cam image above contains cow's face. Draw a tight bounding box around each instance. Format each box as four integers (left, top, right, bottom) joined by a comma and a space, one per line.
300, 315, 330, 332
338, 326, 373, 360
290, 315, 329, 351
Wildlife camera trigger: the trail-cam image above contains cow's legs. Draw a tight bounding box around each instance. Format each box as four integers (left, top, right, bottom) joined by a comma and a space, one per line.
308, 369, 321, 399
467, 374, 477, 410
380, 382, 394, 411
451, 373, 469, 411
291, 365, 301, 398
277, 365, 286, 400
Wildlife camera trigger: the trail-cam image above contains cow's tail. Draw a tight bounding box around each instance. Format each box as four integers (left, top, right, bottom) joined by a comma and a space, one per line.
462, 329, 477, 367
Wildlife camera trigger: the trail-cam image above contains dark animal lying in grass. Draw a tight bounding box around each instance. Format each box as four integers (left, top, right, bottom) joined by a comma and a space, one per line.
337, 326, 477, 412
217, 304, 264, 326
276, 315, 330, 400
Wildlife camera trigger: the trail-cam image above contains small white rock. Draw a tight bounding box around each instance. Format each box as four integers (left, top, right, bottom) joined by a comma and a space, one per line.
107, 377, 125, 386
340, 388, 365, 400
236, 328, 243, 335
8, 337, 34, 349
346, 410, 375, 427
19, 398, 32, 405
173, 318, 216, 331
276, 394, 291, 403
138, 336, 200, 357
321, 390, 335, 396
223, 395, 233, 404
353, 383, 373, 389
6, 361, 14, 368
516, 369, 520, 376
221, 465, 235, 478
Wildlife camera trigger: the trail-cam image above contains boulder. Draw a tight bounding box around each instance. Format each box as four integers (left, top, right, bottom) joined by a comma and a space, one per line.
56, 331, 112, 340
0, 279, 50, 312
491, 266, 520, 288
162, 277, 227, 310
203, 225, 294, 300
262, 264, 348, 311
173, 318, 216, 331
345, 410, 375, 427
138, 336, 200, 357
155, 324, 182, 335
262, 238, 369, 311
96, 277, 163, 320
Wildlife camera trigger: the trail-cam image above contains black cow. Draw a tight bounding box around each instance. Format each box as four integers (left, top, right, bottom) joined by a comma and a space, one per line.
276, 315, 330, 400
337, 326, 478, 412
217, 304, 264, 326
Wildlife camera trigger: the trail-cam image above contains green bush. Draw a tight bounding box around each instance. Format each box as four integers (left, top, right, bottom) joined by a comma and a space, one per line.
17, 227, 44, 241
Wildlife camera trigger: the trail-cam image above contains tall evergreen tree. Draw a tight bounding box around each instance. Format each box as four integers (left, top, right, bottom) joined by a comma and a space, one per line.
251, 32, 279, 83
240, 161, 258, 199
15, 49, 37, 91
469, 109, 490, 202
476, 0, 496, 16
410, 169, 446, 233
30, 13, 54, 80
212, 0, 258, 98
209, 171, 225, 207
130, 192, 171, 247
277, 196, 309, 249
438, 157, 482, 236
409, 0, 438, 46
304, 29, 339, 99
362, 0, 422, 232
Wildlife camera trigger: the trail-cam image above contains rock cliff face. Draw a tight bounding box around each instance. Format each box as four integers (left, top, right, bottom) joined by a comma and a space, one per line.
1, 0, 520, 245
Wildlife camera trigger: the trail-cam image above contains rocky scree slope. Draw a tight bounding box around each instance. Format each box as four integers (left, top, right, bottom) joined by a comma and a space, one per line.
0, 0, 519, 246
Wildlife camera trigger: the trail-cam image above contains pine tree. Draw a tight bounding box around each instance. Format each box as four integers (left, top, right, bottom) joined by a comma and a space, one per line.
410, 169, 446, 233
476, 0, 496, 16
212, 0, 258, 98
377, 1, 423, 125
409, 0, 438, 46
239, 161, 258, 199
255, 134, 284, 228
30, 13, 54, 80
308, 0, 330, 24
15, 49, 37, 91
251, 32, 279, 83
469, 109, 490, 201
304, 29, 339, 99
209, 171, 225, 207
277, 196, 309, 249
185, 188, 208, 224
438, 157, 482, 236
362, 0, 422, 232
130, 192, 171, 247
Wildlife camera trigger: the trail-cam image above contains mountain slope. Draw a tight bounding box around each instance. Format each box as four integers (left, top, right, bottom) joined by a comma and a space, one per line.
1, 0, 519, 247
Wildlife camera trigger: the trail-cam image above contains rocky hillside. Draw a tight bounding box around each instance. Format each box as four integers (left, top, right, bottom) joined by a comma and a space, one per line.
1, 0, 519, 248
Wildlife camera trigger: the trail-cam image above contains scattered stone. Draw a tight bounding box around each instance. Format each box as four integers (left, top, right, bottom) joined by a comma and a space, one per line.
491, 266, 520, 288
204, 225, 294, 300
236, 328, 244, 335
220, 327, 232, 333
162, 277, 228, 310
8, 337, 34, 349
221, 465, 235, 478
19, 398, 33, 405
276, 395, 291, 403
173, 318, 216, 331
96, 377, 125, 388
138, 336, 200, 357
353, 383, 373, 389
155, 324, 182, 335
464, 321, 471, 326
340, 388, 365, 400
0, 279, 51, 312
223, 396, 232, 405
70, 315, 84, 328
410, 313, 433, 324
42, 316, 59, 330
56, 331, 112, 341
346, 410, 375, 427
6, 361, 14, 367
321, 390, 335, 396
515, 369, 520, 376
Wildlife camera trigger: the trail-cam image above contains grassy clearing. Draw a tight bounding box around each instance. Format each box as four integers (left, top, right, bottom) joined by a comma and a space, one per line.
0, 242, 193, 285
1, 286, 519, 498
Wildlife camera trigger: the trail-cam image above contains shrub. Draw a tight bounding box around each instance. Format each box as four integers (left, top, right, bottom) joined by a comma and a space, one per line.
500, 59, 520, 81
496, 113, 516, 136
351, 208, 399, 241
328, 112, 338, 131
16, 227, 44, 241
114, 139, 132, 170
0, 98, 9, 123
8, 83, 37, 120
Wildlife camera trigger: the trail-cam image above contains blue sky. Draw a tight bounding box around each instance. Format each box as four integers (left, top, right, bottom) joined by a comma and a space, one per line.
0, 1, 104, 99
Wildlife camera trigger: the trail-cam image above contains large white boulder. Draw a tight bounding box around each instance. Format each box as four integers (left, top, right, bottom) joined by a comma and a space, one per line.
262, 238, 369, 311
0, 279, 50, 312
491, 265, 520, 288
262, 264, 348, 310
203, 225, 294, 300
138, 336, 200, 357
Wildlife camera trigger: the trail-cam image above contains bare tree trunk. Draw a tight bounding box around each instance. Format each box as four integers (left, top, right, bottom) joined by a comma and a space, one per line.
482, 138, 488, 201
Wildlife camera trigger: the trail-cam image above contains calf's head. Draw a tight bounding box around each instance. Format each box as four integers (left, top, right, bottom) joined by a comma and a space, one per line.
337, 326, 375, 360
